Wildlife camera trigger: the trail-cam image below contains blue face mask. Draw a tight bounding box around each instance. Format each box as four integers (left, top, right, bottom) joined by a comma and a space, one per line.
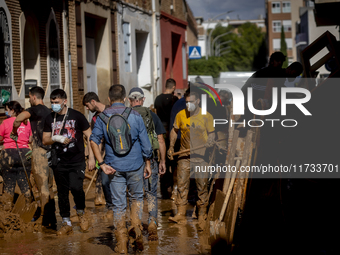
5, 111, 10, 118
51, 102, 64, 113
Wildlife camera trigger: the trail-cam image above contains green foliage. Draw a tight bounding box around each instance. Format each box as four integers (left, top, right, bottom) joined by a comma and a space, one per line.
280, 25, 288, 68
189, 22, 267, 76
188, 57, 228, 78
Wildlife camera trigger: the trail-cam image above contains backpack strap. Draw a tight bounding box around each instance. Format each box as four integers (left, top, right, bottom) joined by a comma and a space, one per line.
98, 113, 109, 124
122, 107, 132, 119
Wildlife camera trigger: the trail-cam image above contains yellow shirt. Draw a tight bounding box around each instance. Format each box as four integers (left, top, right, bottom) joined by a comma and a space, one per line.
174, 108, 214, 157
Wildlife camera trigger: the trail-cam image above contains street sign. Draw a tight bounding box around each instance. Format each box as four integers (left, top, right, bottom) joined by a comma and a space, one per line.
189, 46, 202, 59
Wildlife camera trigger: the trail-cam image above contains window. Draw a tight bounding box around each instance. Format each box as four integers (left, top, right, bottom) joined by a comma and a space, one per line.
272, 20, 281, 33
283, 20, 292, 32
0, 7, 12, 106
282, 2, 291, 13
123, 22, 131, 72
48, 20, 60, 92
272, 2, 281, 13
273, 38, 293, 51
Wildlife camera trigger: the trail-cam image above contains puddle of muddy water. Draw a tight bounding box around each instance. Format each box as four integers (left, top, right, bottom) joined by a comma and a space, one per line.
0, 178, 211, 255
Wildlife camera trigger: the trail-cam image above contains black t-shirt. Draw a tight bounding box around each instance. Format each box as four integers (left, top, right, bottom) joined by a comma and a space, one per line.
154, 93, 178, 130
151, 111, 166, 135
43, 108, 90, 163
27, 104, 51, 150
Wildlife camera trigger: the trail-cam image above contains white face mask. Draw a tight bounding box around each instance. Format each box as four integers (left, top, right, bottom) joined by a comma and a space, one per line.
186, 102, 196, 112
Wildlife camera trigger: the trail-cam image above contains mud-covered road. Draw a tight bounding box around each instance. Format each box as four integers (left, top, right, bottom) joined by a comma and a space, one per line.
0, 178, 211, 255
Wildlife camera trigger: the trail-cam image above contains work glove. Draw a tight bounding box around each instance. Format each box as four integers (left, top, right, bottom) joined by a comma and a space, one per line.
25, 150, 32, 161
10, 133, 18, 142
52, 135, 67, 143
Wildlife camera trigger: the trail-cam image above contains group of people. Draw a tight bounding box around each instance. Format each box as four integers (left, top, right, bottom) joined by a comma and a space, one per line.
0, 50, 305, 254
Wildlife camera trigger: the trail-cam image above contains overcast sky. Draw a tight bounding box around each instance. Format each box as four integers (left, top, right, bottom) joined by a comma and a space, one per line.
186, 0, 265, 21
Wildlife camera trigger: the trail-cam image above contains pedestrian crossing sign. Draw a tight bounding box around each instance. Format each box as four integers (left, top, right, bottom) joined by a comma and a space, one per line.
189, 46, 201, 59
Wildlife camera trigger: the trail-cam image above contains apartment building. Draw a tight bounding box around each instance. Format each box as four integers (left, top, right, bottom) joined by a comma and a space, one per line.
266, 0, 303, 63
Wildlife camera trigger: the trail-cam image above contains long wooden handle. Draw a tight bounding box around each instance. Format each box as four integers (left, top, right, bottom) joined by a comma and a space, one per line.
85, 168, 98, 196
172, 138, 228, 156
218, 159, 240, 223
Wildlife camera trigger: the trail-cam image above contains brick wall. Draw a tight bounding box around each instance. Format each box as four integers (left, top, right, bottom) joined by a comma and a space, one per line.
6, 0, 65, 95
160, 0, 186, 22
124, 0, 152, 11
6, 0, 21, 94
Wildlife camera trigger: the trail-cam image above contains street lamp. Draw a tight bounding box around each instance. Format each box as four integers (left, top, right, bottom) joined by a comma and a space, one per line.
215, 40, 232, 56
217, 46, 231, 57
220, 50, 231, 56
211, 32, 232, 57
205, 11, 233, 60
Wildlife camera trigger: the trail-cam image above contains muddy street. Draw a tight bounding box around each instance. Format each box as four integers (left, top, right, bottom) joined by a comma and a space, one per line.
0, 178, 211, 255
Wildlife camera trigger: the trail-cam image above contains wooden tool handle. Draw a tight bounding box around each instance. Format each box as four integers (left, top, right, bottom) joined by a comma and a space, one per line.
172, 138, 228, 156
85, 168, 98, 196
218, 159, 240, 223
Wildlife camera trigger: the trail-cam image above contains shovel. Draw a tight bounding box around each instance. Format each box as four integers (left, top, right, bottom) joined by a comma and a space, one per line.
10, 134, 38, 223
209, 160, 239, 245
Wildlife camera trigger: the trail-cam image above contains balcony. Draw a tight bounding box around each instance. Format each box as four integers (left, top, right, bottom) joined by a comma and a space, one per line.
296, 33, 308, 47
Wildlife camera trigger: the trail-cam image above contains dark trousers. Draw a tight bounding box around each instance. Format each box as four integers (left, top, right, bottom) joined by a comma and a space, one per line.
53, 161, 86, 218
0, 148, 31, 198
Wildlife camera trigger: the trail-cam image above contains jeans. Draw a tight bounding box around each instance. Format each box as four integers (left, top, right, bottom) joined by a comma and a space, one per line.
100, 169, 114, 209
0, 148, 31, 198
53, 161, 86, 218
143, 159, 158, 224
110, 163, 144, 228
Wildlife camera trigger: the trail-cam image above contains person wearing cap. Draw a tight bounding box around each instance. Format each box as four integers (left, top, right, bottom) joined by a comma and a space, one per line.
128, 87, 166, 241
90, 84, 152, 253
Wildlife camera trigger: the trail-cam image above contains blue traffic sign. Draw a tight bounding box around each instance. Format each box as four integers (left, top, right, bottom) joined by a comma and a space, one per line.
189, 46, 202, 59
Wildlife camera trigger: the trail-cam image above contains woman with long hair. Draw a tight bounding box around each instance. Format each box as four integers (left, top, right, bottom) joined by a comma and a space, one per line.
0, 101, 32, 209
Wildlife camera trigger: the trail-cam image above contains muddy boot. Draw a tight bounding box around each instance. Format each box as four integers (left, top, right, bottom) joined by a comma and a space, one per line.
2, 193, 13, 211
128, 202, 143, 251
168, 205, 187, 224
114, 220, 128, 254
77, 210, 89, 231
57, 218, 73, 236
197, 206, 207, 231
148, 218, 158, 241
94, 193, 106, 206
106, 209, 114, 219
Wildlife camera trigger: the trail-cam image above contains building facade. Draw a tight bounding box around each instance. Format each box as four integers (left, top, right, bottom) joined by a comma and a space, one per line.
265, 0, 303, 63
159, 0, 197, 90
295, 1, 339, 77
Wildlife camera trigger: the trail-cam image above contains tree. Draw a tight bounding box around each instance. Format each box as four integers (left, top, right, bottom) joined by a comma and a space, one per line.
280, 25, 288, 68
188, 23, 267, 75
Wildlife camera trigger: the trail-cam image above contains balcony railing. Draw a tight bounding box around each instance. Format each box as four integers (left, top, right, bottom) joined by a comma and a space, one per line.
296, 33, 308, 47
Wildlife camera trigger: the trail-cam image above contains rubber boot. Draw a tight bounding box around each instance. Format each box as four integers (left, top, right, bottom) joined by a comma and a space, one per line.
77, 211, 89, 231
197, 206, 207, 231
2, 193, 13, 211
114, 219, 128, 254
128, 202, 143, 251
148, 217, 158, 241
168, 205, 187, 224
94, 193, 106, 206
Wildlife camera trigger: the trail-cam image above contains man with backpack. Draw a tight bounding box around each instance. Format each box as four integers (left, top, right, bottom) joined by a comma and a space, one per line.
128, 87, 166, 241
90, 84, 152, 254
